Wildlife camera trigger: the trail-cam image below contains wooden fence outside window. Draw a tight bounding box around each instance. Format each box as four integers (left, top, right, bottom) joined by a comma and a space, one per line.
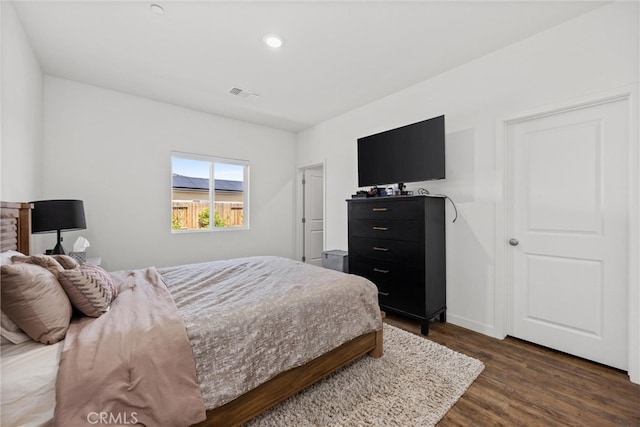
172, 201, 244, 229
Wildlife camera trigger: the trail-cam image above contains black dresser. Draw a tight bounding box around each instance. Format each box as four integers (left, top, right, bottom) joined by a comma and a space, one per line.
347, 195, 446, 335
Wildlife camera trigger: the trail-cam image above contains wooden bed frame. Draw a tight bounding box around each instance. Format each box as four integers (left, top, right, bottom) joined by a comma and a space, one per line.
0, 201, 383, 427
196, 330, 382, 426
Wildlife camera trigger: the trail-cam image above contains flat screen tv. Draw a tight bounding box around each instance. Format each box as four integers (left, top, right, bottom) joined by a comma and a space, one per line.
357, 115, 445, 188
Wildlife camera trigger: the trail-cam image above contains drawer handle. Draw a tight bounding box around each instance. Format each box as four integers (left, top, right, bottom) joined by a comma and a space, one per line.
372, 208, 388, 212
372, 226, 388, 231
378, 291, 390, 296
373, 246, 389, 252
373, 268, 389, 274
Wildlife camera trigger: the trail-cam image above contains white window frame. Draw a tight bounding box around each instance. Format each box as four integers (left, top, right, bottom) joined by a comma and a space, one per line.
171, 151, 250, 233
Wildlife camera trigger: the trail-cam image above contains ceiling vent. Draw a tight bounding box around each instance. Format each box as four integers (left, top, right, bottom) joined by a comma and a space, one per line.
229, 87, 260, 98
229, 87, 251, 98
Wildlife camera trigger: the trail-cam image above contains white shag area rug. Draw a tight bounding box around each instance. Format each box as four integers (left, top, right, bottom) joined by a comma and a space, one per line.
247, 323, 485, 426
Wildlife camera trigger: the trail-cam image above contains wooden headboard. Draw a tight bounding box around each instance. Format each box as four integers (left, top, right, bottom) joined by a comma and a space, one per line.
0, 202, 33, 254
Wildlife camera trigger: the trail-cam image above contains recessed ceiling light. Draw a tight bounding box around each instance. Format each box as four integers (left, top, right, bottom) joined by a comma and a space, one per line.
150, 4, 165, 15
263, 34, 284, 49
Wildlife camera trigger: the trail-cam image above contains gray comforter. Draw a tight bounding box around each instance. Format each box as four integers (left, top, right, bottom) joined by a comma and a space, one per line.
158, 256, 382, 410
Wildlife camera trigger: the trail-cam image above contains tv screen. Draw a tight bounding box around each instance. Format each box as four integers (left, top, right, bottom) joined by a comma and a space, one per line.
357, 115, 445, 188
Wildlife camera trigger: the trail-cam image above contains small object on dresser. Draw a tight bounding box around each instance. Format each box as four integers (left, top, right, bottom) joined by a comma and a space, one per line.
69, 251, 86, 264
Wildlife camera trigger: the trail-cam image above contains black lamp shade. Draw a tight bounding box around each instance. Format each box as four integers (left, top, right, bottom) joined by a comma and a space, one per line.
31, 199, 86, 234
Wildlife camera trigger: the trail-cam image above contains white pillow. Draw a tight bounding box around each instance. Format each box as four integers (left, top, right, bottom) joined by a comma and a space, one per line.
1, 310, 32, 344
0, 250, 24, 266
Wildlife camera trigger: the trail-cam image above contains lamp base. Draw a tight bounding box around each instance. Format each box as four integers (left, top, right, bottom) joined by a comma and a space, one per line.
51, 241, 66, 255
51, 230, 66, 255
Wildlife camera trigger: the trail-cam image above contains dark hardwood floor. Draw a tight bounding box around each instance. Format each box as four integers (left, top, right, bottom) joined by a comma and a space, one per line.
384, 313, 640, 426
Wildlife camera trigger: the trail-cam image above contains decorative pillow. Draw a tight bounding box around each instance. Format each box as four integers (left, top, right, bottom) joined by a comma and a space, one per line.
0, 250, 23, 266
0, 263, 72, 344
0, 310, 32, 344
11, 254, 65, 275
51, 254, 80, 270
58, 265, 117, 317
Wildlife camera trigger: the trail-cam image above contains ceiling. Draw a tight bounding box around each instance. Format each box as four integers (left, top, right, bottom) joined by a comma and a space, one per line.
12, 1, 608, 132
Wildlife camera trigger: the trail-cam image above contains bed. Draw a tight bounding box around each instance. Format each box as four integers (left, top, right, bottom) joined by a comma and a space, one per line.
0, 201, 383, 426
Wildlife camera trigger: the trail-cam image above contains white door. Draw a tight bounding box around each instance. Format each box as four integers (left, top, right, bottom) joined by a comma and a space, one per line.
507, 97, 629, 370
302, 166, 324, 266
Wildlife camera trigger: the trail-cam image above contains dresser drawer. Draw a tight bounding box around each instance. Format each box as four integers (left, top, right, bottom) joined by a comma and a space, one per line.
349, 236, 423, 261
349, 256, 423, 287
349, 219, 422, 241
349, 256, 425, 315
349, 200, 421, 220
377, 286, 425, 317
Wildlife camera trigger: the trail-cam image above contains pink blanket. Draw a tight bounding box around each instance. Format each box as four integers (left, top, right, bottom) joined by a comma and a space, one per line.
54, 268, 206, 427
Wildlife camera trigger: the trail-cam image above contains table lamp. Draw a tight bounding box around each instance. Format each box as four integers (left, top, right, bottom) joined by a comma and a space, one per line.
30, 199, 86, 255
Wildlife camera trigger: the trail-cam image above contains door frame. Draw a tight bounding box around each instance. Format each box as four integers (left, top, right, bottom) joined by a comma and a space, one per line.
494, 86, 639, 383
295, 161, 326, 263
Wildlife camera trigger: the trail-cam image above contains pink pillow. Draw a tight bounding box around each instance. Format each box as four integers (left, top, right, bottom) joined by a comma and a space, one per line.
58, 265, 117, 317
11, 254, 65, 275
0, 263, 72, 344
51, 255, 81, 270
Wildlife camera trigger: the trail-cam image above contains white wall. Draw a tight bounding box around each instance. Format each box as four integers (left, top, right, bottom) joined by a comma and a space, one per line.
296, 2, 639, 337
43, 77, 297, 271
1, 1, 43, 201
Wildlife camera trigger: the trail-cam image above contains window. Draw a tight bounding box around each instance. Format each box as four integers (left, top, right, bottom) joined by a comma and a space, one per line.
171, 152, 249, 232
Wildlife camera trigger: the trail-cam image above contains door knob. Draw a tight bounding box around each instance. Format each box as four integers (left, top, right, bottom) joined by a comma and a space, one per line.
509, 238, 519, 246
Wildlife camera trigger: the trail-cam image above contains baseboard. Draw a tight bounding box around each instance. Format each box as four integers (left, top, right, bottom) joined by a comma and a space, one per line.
446, 313, 502, 340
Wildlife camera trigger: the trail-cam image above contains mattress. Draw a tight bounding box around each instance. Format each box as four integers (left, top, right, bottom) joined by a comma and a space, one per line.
0, 340, 62, 427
